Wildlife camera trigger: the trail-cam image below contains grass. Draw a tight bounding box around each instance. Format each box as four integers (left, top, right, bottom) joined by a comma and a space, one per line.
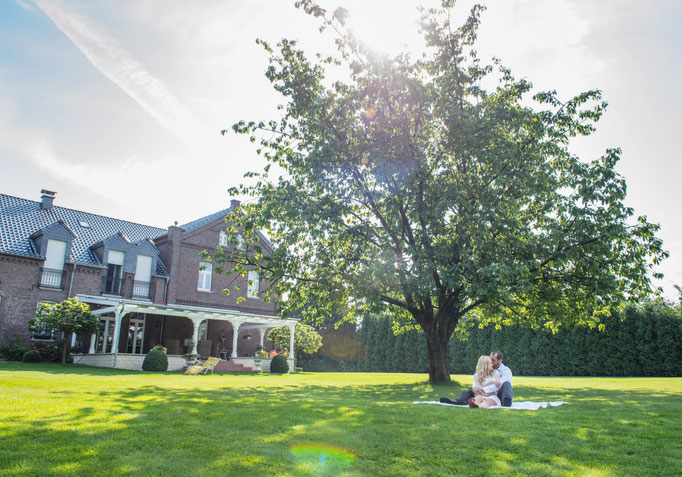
0, 363, 680, 476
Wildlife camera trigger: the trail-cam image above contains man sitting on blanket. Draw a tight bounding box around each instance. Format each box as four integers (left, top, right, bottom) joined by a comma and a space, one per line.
440, 350, 514, 407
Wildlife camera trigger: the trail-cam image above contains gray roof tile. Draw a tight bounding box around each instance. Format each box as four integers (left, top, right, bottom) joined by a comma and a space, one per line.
0, 193, 169, 276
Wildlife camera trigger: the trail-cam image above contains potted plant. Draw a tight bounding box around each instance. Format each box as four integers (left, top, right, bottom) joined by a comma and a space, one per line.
253, 346, 267, 371
182, 352, 200, 366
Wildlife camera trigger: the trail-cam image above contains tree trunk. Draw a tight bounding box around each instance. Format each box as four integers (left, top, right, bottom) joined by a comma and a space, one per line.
61, 331, 71, 365
425, 328, 451, 384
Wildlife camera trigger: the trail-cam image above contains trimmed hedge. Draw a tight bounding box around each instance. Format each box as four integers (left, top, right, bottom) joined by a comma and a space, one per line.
270, 354, 289, 374
22, 350, 41, 363
302, 303, 682, 376
142, 349, 168, 372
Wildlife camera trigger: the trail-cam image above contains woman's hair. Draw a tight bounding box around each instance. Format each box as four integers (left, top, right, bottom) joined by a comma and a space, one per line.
476, 355, 494, 380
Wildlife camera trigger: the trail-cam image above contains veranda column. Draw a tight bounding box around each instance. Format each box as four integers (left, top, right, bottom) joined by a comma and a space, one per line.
112, 303, 125, 367
191, 316, 201, 354
230, 319, 243, 358
288, 323, 296, 368
259, 328, 265, 348
89, 333, 96, 354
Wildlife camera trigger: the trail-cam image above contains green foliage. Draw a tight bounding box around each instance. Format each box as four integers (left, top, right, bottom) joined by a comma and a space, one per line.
28, 298, 99, 364
268, 323, 322, 356
215, 2, 667, 383
22, 350, 41, 363
0, 336, 31, 361
30, 341, 62, 363
303, 304, 682, 376
270, 353, 289, 373
142, 349, 168, 372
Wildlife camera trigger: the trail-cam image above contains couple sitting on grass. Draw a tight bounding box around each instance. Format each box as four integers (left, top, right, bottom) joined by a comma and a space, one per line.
440, 350, 514, 408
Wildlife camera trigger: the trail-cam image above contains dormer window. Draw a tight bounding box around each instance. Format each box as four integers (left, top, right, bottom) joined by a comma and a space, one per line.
104, 250, 125, 295
133, 255, 152, 299
40, 239, 67, 288
219, 231, 228, 247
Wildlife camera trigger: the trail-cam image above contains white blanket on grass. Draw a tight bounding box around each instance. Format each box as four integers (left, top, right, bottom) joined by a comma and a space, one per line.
413, 401, 567, 410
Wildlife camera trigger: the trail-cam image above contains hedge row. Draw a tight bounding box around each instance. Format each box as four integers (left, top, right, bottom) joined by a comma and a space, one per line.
300, 304, 682, 376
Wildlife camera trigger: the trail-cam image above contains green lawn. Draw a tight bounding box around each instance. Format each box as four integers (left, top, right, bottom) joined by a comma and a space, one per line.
0, 363, 680, 476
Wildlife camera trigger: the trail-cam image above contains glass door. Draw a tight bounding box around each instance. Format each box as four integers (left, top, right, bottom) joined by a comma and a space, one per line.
126, 315, 145, 354
96, 317, 116, 353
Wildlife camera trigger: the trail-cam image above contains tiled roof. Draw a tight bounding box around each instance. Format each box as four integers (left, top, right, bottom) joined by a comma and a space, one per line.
0, 193, 168, 276
180, 208, 231, 234
178, 206, 274, 252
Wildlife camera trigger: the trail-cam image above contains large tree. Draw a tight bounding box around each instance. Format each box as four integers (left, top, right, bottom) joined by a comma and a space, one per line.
216, 1, 666, 383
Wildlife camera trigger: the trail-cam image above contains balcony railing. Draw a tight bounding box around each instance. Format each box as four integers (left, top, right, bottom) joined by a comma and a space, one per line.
102, 274, 123, 296
132, 280, 151, 299
39, 268, 64, 289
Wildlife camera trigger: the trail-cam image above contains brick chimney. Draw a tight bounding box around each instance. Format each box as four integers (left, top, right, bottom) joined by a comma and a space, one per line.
40, 189, 57, 209
230, 199, 241, 210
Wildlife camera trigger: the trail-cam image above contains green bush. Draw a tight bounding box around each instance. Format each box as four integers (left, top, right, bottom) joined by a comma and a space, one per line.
270, 354, 289, 374
142, 349, 168, 372
22, 349, 41, 363
31, 341, 61, 362
0, 336, 30, 361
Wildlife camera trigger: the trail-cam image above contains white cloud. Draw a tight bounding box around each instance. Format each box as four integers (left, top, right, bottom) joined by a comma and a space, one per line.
33, 0, 207, 148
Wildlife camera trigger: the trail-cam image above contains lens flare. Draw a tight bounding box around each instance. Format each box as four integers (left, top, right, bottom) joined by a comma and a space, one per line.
291, 442, 356, 475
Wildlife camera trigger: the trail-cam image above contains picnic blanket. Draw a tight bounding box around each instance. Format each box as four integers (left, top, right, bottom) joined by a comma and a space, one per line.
413, 401, 567, 410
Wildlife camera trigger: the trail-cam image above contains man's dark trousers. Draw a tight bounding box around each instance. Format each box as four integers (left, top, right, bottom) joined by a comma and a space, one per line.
444, 382, 513, 406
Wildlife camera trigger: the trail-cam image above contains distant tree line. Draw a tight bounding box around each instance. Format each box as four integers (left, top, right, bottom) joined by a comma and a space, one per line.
299, 303, 682, 377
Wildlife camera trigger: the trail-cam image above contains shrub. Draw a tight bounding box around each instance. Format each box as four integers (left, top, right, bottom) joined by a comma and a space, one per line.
142, 349, 168, 372
295, 367, 303, 373
31, 341, 61, 362
270, 353, 289, 374
22, 349, 41, 363
0, 336, 30, 361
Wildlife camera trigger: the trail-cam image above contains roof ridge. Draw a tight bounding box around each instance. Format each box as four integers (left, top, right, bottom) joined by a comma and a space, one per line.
0, 192, 166, 233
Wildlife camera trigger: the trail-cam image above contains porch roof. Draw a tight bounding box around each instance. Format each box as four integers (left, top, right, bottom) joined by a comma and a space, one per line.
76, 294, 299, 329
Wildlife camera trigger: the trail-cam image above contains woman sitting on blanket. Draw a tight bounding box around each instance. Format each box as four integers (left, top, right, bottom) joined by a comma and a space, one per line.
469, 355, 501, 408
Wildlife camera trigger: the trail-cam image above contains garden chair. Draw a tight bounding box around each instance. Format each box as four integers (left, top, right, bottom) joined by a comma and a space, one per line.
184, 357, 220, 375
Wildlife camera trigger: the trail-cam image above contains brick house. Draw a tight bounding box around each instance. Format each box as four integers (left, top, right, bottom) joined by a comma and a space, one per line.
0, 190, 297, 371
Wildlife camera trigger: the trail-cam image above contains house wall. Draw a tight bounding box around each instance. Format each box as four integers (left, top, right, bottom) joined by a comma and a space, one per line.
168, 217, 278, 316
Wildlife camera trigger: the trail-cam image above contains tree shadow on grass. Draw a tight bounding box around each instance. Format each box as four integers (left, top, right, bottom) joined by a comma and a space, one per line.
1, 365, 680, 476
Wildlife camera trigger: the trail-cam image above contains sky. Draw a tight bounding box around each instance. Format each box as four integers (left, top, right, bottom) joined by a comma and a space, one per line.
0, 0, 680, 299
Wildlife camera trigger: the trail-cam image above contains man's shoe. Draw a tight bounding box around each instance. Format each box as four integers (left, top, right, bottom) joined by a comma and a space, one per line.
468, 398, 478, 408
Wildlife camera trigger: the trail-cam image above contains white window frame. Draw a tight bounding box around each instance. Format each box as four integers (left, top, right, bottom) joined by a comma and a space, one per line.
237, 234, 245, 250
31, 301, 56, 341
219, 231, 228, 247
197, 262, 213, 292
247, 271, 260, 298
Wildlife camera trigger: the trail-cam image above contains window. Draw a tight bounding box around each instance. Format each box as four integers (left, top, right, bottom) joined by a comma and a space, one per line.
41, 239, 67, 288
32, 301, 56, 340
247, 271, 259, 298
237, 233, 245, 250
219, 231, 228, 246
198, 262, 212, 291
133, 255, 152, 298
104, 250, 125, 295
